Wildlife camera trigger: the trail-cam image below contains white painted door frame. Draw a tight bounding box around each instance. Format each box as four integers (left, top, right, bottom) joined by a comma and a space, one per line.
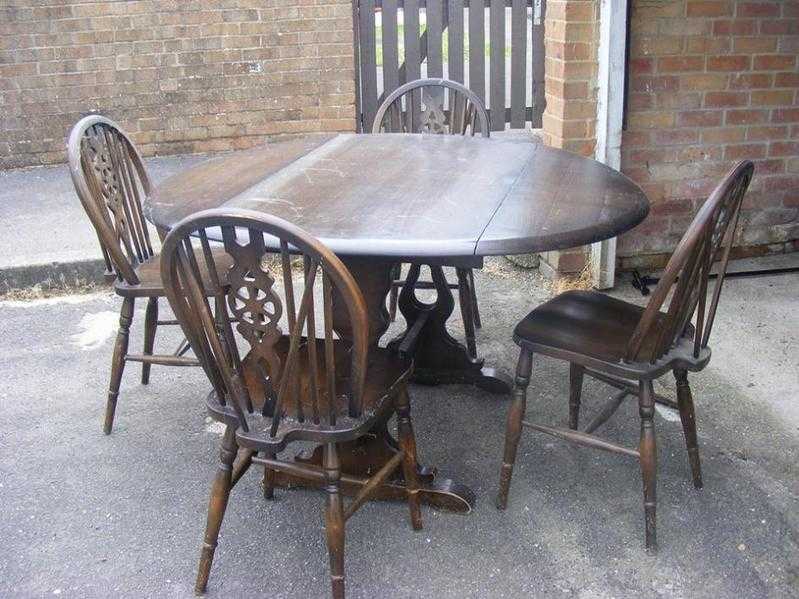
592, 0, 629, 289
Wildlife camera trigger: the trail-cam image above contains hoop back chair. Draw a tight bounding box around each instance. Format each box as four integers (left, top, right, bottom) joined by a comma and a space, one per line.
67, 115, 233, 434
496, 161, 754, 551
160, 209, 424, 599
372, 77, 490, 137
372, 78, 490, 353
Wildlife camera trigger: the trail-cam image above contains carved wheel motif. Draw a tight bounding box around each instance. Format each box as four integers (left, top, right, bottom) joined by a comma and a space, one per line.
419, 87, 449, 134
82, 128, 135, 261
224, 238, 285, 389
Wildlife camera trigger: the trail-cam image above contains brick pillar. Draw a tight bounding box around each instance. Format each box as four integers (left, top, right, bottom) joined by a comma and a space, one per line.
618, 0, 799, 269
539, 0, 600, 277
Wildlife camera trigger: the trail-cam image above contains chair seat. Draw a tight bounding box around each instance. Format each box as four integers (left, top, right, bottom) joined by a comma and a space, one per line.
514, 290, 692, 368
114, 248, 234, 297
208, 339, 412, 452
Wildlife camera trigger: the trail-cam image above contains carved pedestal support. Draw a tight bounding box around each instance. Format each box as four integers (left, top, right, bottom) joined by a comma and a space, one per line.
270, 257, 508, 512
272, 423, 475, 513
388, 263, 511, 394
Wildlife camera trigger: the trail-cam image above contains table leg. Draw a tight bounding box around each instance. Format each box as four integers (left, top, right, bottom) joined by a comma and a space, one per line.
387, 263, 512, 394
269, 257, 476, 512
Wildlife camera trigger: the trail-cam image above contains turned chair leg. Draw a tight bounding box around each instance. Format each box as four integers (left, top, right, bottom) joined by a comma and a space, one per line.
262, 454, 276, 499
323, 443, 346, 599
105, 297, 134, 435
568, 363, 584, 430
395, 387, 423, 530
141, 297, 158, 384
638, 380, 658, 551
195, 426, 238, 594
496, 348, 533, 510
674, 369, 703, 489
467, 268, 481, 329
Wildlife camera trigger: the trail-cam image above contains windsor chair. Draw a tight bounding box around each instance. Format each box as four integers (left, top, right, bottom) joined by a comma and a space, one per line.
160, 209, 424, 598
495, 161, 754, 551
372, 78, 490, 347
67, 115, 233, 434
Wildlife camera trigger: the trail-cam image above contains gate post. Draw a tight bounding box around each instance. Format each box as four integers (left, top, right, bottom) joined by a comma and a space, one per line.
351, 0, 363, 132
591, 0, 628, 288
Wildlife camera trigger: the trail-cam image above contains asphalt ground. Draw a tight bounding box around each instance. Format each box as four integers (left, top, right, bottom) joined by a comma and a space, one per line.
1, 260, 797, 598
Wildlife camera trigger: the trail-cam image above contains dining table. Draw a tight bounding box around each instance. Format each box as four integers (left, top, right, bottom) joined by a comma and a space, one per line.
145, 132, 650, 512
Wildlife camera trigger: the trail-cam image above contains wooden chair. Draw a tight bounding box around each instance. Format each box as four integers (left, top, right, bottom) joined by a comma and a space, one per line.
372, 78, 489, 343
160, 209, 424, 599
495, 161, 754, 551
67, 115, 233, 434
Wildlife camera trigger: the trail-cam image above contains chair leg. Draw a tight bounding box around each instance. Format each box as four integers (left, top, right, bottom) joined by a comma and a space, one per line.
141, 297, 158, 384
262, 454, 276, 499
395, 387, 423, 530
455, 268, 478, 359
496, 348, 533, 510
323, 443, 346, 599
388, 263, 401, 322
195, 426, 238, 594
568, 363, 584, 430
104, 297, 134, 435
674, 369, 703, 489
638, 380, 658, 552
467, 268, 481, 329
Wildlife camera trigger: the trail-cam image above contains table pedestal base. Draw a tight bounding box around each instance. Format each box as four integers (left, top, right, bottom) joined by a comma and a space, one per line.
266, 258, 506, 514
387, 263, 512, 394
270, 425, 475, 513
411, 365, 512, 395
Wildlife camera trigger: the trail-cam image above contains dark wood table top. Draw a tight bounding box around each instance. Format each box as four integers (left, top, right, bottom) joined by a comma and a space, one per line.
146, 133, 649, 260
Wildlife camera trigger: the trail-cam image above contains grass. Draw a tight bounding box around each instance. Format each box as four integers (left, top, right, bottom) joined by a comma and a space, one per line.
0, 281, 101, 301
550, 262, 595, 295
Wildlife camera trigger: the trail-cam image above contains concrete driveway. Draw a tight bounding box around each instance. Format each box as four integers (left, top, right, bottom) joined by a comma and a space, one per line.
0, 261, 797, 598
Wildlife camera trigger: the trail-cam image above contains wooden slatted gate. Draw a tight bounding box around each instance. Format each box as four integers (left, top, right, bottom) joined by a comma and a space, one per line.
353, 0, 546, 132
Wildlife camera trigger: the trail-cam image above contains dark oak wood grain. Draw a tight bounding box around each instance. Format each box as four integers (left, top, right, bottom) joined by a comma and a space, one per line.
496, 161, 754, 552
146, 134, 334, 229
146, 134, 649, 260
372, 78, 490, 136
145, 132, 649, 400
67, 114, 230, 434
160, 209, 427, 598
477, 143, 651, 254
371, 78, 489, 365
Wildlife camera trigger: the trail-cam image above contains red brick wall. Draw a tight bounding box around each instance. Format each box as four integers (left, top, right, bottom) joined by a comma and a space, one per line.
543, 0, 599, 156
0, 1, 356, 169
619, 0, 799, 268
540, 0, 599, 275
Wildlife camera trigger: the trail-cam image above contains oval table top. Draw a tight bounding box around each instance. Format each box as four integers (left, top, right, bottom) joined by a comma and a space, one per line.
146, 133, 649, 260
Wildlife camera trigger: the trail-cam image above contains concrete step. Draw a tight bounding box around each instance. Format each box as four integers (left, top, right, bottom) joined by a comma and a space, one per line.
0, 153, 209, 293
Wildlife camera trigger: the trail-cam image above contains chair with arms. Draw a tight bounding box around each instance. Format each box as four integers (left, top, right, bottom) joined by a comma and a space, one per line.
160, 209, 424, 598
495, 161, 754, 551
67, 115, 233, 434
372, 78, 490, 352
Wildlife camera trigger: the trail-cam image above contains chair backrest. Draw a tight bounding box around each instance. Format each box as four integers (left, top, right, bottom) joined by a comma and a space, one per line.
372, 78, 490, 137
160, 209, 369, 434
626, 161, 754, 364
67, 115, 153, 285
